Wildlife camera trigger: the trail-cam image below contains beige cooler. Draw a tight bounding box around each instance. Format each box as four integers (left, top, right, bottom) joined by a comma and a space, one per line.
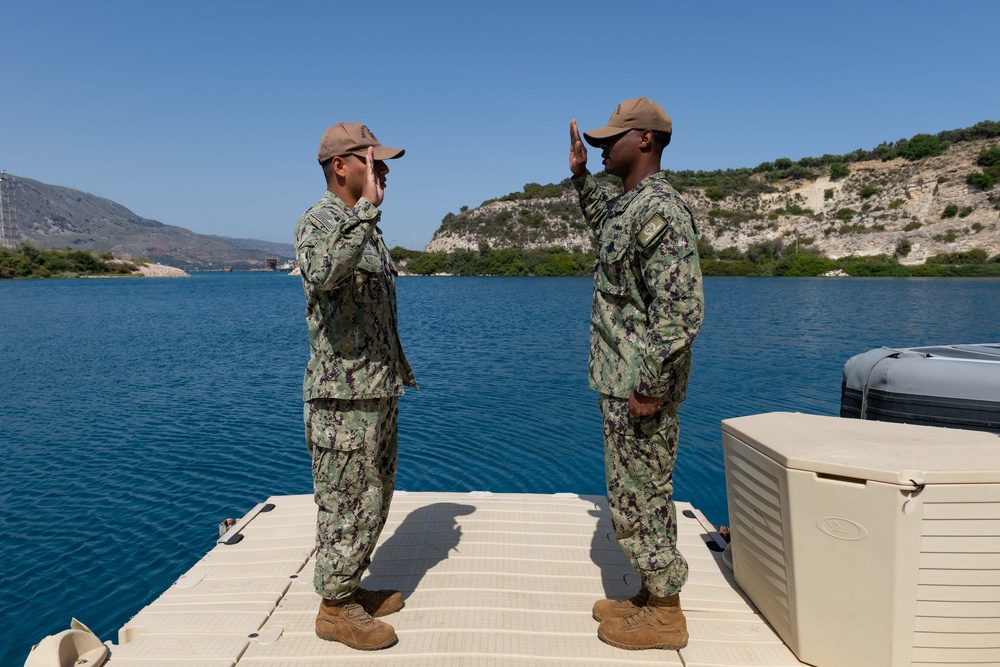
722, 412, 1000, 667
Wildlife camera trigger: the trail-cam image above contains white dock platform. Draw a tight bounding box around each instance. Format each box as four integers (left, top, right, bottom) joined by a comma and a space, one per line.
99, 492, 806, 666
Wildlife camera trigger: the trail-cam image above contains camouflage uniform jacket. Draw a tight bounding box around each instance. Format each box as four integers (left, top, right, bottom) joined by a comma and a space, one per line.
294, 192, 416, 401
573, 171, 704, 403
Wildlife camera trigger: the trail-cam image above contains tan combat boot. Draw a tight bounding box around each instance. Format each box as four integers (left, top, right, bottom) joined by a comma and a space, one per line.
316, 597, 398, 650
592, 586, 649, 622
597, 593, 688, 650
355, 588, 404, 617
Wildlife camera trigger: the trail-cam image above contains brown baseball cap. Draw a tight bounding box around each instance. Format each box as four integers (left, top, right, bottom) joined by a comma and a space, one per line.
582, 97, 672, 147
317, 122, 405, 163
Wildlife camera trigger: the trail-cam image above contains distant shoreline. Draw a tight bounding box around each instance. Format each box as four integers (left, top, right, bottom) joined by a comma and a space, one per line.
68, 262, 190, 278
106, 260, 189, 277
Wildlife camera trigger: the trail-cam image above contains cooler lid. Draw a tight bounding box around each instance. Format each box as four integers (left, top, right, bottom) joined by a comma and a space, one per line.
722, 412, 1000, 485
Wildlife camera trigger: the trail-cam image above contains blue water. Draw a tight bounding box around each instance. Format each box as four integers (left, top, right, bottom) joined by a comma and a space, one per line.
2, 273, 997, 662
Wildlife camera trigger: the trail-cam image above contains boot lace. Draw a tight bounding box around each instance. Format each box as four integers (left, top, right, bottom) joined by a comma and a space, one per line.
623, 607, 652, 628
342, 601, 374, 627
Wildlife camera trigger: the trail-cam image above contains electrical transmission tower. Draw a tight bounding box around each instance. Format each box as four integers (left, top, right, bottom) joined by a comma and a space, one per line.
0, 171, 19, 248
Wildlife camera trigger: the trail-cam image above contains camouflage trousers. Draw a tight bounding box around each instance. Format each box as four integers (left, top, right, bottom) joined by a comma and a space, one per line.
305, 396, 398, 600
599, 394, 688, 597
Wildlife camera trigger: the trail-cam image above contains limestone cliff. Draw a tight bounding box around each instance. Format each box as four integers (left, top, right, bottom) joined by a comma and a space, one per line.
426, 138, 1000, 264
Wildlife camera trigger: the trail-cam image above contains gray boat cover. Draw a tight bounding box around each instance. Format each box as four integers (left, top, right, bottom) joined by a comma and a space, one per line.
841, 343, 1000, 433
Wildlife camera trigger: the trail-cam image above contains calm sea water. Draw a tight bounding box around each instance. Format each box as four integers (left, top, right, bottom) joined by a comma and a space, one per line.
2, 273, 997, 662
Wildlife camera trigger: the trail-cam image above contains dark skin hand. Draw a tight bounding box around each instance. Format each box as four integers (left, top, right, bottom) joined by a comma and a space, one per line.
628, 391, 662, 418
569, 119, 662, 419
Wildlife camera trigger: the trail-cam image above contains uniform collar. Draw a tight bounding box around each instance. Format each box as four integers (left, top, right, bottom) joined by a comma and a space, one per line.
631, 170, 667, 195
612, 171, 666, 211
322, 191, 349, 211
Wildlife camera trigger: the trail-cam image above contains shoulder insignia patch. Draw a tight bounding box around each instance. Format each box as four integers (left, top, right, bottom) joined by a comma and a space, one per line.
637, 213, 668, 250
308, 208, 338, 232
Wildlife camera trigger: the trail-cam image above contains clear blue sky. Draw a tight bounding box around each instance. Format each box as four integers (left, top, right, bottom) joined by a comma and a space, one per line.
5, 1, 998, 249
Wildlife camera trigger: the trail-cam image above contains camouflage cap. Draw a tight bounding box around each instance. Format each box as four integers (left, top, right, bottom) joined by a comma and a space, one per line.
582, 97, 672, 147
317, 122, 405, 163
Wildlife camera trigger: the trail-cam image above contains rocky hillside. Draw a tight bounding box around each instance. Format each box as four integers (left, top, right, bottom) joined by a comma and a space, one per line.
428, 187, 592, 254
427, 137, 1000, 265
0, 175, 294, 270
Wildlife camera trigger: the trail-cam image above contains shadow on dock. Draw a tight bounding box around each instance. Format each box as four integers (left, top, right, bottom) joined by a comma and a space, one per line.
364, 502, 477, 599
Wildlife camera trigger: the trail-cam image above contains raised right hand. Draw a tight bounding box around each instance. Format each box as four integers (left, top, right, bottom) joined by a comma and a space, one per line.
569, 119, 588, 177
360, 147, 384, 207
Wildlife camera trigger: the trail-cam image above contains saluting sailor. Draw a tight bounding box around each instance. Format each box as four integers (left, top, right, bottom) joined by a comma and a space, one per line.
569, 98, 704, 651
294, 122, 416, 651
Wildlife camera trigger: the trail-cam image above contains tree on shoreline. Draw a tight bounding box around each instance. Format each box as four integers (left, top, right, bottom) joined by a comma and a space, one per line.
392, 244, 1000, 278
0, 244, 141, 278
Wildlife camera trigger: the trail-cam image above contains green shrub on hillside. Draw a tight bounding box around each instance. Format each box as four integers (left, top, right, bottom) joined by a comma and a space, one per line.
978, 146, 1000, 169
704, 185, 726, 201
926, 249, 989, 264
829, 162, 849, 180
968, 171, 996, 189
707, 209, 762, 226
839, 224, 871, 234
779, 204, 813, 216
941, 204, 959, 219
964, 148, 1000, 190
938, 120, 1000, 143
898, 134, 945, 161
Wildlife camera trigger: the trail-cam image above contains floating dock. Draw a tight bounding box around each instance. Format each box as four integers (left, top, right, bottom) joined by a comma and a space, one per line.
80, 492, 807, 666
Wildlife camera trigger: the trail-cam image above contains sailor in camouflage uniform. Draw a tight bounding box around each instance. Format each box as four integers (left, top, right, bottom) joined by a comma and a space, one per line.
569, 98, 704, 650
295, 122, 416, 651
